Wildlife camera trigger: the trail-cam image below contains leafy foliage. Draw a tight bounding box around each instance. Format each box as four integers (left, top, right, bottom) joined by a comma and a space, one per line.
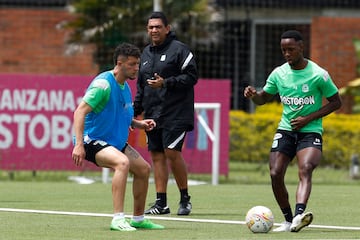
230, 103, 280, 163
65, 0, 213, 71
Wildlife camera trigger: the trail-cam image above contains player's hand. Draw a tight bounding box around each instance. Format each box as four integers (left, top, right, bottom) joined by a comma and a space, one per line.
132, 119, 156, 131
290, 116, 308, 131
143, 119, 156, 131
72, 144, 85, 167
244, 86, 257, 98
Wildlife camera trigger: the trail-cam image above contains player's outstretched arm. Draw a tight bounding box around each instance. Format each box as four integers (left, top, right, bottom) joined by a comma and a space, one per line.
244, 86, 273, 105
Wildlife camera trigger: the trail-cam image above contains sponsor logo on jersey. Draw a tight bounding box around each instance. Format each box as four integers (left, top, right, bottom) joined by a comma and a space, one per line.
280, 95, 315, 111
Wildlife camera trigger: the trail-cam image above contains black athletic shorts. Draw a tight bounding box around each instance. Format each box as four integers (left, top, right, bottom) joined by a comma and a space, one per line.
270, 129, 322, 160
146, 128, 186, 152
84, 140, 127, 166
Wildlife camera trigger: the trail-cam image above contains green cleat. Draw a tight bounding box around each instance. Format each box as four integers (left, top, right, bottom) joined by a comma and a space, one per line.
110, 218, 136, 231
130, 219, 165, 230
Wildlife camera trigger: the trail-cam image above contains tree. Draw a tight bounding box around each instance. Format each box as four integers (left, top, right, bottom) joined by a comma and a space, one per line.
65, 0, 217, 72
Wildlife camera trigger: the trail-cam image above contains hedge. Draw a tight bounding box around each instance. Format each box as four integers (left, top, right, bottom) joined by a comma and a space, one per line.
230, 103, 360, 168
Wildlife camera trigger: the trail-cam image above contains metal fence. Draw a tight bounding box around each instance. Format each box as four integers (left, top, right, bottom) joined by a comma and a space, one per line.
1, 0, 360, 111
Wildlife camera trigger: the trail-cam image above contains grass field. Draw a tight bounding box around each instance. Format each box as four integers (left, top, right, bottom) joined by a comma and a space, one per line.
0, 163, 359, 240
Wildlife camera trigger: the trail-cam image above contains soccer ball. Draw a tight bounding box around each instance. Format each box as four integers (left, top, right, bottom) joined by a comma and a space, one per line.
245, 206, 274, 233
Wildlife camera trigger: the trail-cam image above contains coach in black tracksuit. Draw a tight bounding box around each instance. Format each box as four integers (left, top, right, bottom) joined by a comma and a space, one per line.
134, 11, 198, 216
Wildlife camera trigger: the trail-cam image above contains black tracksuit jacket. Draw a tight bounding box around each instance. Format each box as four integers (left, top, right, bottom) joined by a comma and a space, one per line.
134, 31, 198, 131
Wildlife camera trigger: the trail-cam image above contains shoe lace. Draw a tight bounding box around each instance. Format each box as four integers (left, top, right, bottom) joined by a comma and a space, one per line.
115, 219, 132, 229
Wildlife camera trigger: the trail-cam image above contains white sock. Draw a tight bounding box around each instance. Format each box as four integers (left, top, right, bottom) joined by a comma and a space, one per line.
113, 212, 125, 220
132, 215, 145, 222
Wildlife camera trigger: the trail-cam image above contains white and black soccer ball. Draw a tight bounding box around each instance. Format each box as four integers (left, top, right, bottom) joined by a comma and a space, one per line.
245, 206, 274, 233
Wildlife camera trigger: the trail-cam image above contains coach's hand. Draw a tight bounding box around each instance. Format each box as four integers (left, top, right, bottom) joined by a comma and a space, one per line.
146, 73, 165, 89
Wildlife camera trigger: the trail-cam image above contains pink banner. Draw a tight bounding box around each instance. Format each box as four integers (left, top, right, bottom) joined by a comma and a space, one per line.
0, 74, 229, 175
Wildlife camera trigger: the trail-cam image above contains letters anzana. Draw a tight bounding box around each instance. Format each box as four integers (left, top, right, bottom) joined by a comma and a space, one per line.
0, 89, 76, 111
0, 89, 78, 149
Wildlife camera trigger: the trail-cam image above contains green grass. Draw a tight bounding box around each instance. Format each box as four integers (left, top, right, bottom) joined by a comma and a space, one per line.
192, 161, 359, 185
2, 161, 358, 185
0, 162, 360, 240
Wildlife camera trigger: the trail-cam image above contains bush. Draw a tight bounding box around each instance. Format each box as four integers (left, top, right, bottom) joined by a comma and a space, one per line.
230, 103, 360, 169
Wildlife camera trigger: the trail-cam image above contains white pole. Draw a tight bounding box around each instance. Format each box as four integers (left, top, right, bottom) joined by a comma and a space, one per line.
212, 104, 221, 185
102, 168, 109, 184
153, 0, 162, 11
194, 103, 221, 185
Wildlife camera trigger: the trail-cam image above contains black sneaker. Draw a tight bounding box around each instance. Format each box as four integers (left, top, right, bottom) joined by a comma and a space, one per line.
144, 203, 170, 215
177, 196, 192, 215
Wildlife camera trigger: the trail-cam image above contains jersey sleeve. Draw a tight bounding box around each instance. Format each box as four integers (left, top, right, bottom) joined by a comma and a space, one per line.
263, 68, 279, 95
83, 79, 110, 113
319, 71, 339, 98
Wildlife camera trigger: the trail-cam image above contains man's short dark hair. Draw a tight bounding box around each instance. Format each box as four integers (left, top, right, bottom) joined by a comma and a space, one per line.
148, 11, 168, 26
281, 30, 303, 41
113, 43, 141, 65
